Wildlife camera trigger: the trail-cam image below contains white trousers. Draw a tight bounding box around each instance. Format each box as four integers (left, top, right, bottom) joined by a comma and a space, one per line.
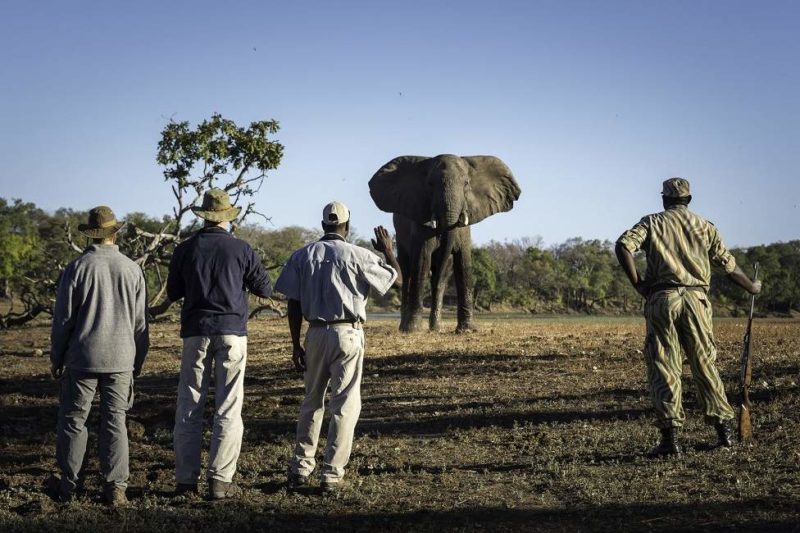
290, 324, 365, 483
173, 335, 247, 484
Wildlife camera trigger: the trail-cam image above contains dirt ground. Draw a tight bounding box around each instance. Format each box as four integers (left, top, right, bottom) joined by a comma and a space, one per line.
0, 315, 798, 532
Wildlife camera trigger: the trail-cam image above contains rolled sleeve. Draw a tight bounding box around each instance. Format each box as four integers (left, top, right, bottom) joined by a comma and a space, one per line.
708, 225, 737, 274
617, 218, 649, 253
359, 251, 397, 296
275, 253, 301, 301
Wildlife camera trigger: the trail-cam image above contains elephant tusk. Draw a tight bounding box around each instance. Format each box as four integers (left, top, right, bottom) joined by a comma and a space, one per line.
459, 213, 469, 226
423, 220, 438, 229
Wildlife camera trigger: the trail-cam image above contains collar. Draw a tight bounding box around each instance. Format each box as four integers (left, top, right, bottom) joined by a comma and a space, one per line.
86, 244, 120, 253
320, 233, 346, 242
199, 226, 231, 235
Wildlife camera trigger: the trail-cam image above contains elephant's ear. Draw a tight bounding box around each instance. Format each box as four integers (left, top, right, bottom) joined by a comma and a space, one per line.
369, 156, 432, 223
464, 156, 522, 224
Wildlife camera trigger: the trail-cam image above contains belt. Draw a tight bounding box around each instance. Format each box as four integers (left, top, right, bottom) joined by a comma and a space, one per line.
308, 319, 363, 329
648, 284, 706, 294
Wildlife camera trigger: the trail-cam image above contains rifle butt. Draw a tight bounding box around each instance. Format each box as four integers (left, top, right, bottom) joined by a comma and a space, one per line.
738, 405, 753, 442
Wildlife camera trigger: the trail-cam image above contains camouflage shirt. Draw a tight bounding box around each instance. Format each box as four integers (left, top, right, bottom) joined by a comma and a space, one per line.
617, 205, 737, 288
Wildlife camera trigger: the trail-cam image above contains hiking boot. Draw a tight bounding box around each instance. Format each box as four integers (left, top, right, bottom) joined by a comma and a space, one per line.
208, 479, 242, 500
103, 486, 128, 507
715, 420, 734, 448
320, 480, 341, 495
648, 427, 683, 457
56, 484, 74, 503
174, 483, 199, 496
287, 472, 309, 490
52, 476, 75, 503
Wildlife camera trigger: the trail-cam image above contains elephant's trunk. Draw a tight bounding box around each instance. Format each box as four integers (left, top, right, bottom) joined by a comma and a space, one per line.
438, 200, 466, 230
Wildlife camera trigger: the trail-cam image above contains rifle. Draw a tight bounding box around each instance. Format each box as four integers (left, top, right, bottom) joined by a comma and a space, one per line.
737, 262, 759, 442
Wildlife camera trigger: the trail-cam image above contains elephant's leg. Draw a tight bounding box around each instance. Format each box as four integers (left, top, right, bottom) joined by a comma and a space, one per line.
404, 241, 432, 333
396, 245, 411, 331
429, 252, 453, 332
453, 246, 477, 333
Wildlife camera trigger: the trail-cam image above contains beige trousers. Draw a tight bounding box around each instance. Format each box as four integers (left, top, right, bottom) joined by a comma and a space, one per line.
290, 324, 365, 483
173, 335, 247, 484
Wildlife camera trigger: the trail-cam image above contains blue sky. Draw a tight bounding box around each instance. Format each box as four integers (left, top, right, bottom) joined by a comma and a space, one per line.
1, 0, 798, 247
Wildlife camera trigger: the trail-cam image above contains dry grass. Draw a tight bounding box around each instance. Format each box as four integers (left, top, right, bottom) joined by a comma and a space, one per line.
1, 315, 799, 532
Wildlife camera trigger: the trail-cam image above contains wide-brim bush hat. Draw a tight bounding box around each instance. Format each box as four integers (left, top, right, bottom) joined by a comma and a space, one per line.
191, 188, 242, 222
78, 206, 125, 238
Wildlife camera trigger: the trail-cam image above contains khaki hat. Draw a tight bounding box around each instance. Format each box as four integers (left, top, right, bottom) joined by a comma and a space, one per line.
322, 201, 350, 226
191, 188, 242, 222
662, 177, 691, 198
78, 206, 125, 239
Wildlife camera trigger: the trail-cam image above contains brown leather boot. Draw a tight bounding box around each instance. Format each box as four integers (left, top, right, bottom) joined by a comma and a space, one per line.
104, 486, 128, 507
208, 479, 242, 500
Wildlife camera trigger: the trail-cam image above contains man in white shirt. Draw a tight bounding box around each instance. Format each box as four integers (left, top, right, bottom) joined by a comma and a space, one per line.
275, 201, 401, 493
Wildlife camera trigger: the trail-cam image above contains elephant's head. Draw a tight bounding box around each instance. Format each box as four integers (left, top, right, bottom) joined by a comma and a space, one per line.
368, 154, 521, 230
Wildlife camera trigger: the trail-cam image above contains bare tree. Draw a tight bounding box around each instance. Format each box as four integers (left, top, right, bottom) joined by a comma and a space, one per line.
0, 113, 284, 329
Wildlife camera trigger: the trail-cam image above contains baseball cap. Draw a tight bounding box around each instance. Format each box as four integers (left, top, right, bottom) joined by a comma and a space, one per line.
322, 201, 350, 225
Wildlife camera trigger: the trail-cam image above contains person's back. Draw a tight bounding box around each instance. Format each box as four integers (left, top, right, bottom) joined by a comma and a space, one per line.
287, 237, 394, 322
53, 245, 147, 372
169, 227, 270, 337
631, 205, 734, 290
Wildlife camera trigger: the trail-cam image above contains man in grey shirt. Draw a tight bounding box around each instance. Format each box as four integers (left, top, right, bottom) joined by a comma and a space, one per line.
276, 201, 401, 493
50, 206, 149, 506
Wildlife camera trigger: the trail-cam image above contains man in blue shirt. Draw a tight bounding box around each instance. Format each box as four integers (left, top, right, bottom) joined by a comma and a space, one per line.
151, 189, 272, 500
276, 201, 401, 493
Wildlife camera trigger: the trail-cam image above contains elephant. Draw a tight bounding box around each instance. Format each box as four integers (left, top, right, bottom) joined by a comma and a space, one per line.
369, 154, 521, 333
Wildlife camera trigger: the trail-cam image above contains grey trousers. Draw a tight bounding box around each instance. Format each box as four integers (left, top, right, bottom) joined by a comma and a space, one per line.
173, 335, 247, 484
56, 370, 134, 490
290, 324, 365, 483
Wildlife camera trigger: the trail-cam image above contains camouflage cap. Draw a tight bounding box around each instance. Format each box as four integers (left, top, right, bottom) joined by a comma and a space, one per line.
322, 201, 350, 226
661, 177, 691, 198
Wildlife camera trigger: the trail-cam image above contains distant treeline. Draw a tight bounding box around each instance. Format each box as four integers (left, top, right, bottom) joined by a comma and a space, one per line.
1, 198, 798, 317
469, 237, 799, 316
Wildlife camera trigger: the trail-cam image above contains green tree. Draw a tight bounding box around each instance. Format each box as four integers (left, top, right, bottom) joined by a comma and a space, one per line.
0, 199, 41, 298
132, 113, 284, 302
472, 247, 497, 310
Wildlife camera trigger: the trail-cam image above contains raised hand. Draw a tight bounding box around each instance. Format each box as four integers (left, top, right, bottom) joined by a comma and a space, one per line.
371, 226, 393, 253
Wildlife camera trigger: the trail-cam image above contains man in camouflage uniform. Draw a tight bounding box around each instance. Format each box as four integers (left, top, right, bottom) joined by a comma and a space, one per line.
616, 178, 761, 456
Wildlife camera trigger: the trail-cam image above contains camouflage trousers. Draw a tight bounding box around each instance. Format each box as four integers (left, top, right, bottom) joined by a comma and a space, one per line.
643, 287, 735, 429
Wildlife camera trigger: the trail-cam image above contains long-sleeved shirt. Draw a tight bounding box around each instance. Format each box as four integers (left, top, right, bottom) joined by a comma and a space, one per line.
50, 244, 149, 373
275, 233, 397, 322
617, 205, 737, 289
167, 227, 273, 337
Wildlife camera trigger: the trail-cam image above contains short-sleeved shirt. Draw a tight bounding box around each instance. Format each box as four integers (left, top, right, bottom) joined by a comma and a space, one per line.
275, 234, 397, 322
167, 227, 273, 337
617, 205, 737, 289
